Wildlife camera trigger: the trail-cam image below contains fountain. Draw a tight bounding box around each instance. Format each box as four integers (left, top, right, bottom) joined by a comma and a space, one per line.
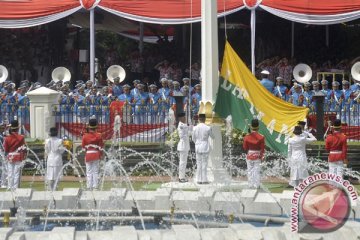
0, 118, 359, 240
1, 44, 359, 240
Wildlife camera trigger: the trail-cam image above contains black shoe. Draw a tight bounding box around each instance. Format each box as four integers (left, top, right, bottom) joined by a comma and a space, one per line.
179, 179, 188, 183
202, 182, 209, 184
286, 185, 294, 188
197, 182, 203, 185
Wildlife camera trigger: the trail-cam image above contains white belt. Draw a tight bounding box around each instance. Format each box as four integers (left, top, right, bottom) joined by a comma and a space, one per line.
8, 152, 20, 156
86, 150, 99, 153
248, 150, 260, 153
330, 151, 342, 154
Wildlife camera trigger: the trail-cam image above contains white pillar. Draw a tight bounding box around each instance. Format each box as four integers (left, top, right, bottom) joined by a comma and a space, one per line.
201, 0, 219, 104
250, 9, 256, 74
26, 87, 60, 140
201, 0, 230, 183
291, 22, 295, 58
90, 9, 95, 82
139, 22, 144, 55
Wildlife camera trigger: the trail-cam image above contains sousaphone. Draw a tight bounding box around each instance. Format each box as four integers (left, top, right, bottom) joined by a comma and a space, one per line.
106, 65, 126, 83
351, 62, 360, 83
51, 67, 71, 83
0, 65, 9, 83
293, 63, 312, 83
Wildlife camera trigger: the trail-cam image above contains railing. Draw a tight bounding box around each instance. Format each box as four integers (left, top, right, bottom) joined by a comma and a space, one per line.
51, 104, 171, 142
308, 105, 360, 141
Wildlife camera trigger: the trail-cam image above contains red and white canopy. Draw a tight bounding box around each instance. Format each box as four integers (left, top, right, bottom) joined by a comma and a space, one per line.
2, 0, 360, 28
260, 0, 360, 25
0, 0, 81, 28
0, 0, 244, 28
98, 0, 244, 24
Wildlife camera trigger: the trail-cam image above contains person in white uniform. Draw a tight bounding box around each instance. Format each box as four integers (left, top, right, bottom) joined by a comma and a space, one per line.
177, 112, 190, 182
287, 126, 317, 187
45, 127, 65, 191
192, 114, 214, 184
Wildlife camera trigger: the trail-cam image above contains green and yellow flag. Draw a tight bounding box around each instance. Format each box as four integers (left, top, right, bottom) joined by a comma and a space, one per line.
214, 42, 309, 154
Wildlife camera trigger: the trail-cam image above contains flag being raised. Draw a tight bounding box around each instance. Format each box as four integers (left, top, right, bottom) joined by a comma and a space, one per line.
214, 42, 309, 154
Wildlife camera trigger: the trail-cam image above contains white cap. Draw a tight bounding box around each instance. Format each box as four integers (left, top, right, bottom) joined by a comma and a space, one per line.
261, 70, 270, 75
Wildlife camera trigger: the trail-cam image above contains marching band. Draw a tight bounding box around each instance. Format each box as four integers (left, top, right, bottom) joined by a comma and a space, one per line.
0, 77, 203, 128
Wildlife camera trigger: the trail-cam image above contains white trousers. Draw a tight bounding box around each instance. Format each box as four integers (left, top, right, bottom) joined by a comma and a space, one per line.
8, 162, 22, 190
246, 160, 261, 188
329, 161, 344, 177
195, 153, 209, 183
46, 166, 62, 191
178, 151, 189, 179
86, 160, 100, 189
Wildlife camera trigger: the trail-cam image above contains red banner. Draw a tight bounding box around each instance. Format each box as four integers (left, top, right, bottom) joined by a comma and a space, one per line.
60, 122, 168, 140
308, 113, 360, 140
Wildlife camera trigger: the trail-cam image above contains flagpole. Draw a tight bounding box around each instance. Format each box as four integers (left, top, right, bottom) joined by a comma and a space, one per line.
201, 0, 219, 105
251, 9, 256, 74
201, 0, 230, 183
90, 9, 95, 82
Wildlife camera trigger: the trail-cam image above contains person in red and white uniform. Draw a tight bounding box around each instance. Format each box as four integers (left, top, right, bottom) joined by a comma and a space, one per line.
325, 119, 347, 177
82, 117, 104, 190
3, 120, 26, 190
242, 119, 265, 189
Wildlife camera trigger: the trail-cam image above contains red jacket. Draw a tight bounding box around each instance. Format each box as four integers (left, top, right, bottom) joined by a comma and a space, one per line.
325, 131, 347, 162
82, 131, 104, 162
3, 132, 26, 162
243, 131, 265, 160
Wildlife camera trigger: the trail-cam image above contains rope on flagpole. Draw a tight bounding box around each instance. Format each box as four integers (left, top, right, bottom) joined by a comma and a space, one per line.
223, 0, 228, 40
188, 0, 193, 125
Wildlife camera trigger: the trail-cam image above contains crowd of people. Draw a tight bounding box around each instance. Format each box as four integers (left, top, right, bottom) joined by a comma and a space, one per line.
0, 26, 71, 87
0, 73, 202, 132
259, 70, 360, 125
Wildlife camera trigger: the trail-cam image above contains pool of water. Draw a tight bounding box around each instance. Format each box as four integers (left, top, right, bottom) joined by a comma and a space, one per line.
0, 213, 285, 231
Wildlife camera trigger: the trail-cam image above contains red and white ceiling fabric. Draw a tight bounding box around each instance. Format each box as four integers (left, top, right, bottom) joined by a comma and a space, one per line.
0, 0, 82, 28
97, 0, 245, 24
260, 0, 360, 25
98, 0, 360, 25
2, 0, 360, 28
0, 0, 244, 28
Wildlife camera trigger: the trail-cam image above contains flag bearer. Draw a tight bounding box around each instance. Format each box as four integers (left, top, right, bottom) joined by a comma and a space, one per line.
325, 119, 347, 177
82, 117, 104, 190
177, 112, 190, 183
242, 119, 265, 189
3, 120, 26, 190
